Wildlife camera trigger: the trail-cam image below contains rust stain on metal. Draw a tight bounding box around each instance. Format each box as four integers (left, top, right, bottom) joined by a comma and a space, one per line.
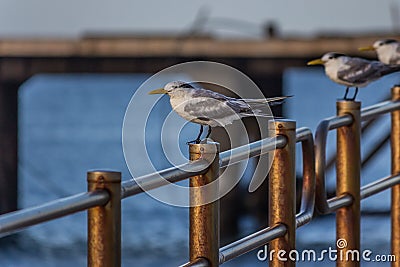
87, 171, 121, 267
391, 86, 400, 267
268, 120, 296, 267
189, 143, 220, 267
336, 101, 361, 267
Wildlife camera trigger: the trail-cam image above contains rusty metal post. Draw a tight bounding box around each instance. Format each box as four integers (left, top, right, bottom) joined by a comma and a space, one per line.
189, 143, 220, 267
391, 86, 400, 266
87, 171, 121, 267
268, 119, 296, 267
336, 101, 361, 267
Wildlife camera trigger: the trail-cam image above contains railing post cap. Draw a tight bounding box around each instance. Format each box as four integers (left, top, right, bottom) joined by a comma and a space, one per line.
189, 142, 220, 155
268, 119, 296, 130
392, 85, 400, 97
87, 170, 121, 183
336, 100, 361, 110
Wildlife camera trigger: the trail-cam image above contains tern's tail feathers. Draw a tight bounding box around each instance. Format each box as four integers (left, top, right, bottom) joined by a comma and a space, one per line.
265, 95, 293, 106
243, 113, 276, 118
241, 112, 286, 119
244, 95, 293, 106
381, 65, 400, 76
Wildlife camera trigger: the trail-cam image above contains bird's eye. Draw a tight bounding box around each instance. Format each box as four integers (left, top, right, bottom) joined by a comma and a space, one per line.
328, 56, 333, 59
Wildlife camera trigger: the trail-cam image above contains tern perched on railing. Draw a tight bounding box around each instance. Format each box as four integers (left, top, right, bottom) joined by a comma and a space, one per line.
308, 52, 400, 100
149, 81, 290, 144
359, 39, 400, 65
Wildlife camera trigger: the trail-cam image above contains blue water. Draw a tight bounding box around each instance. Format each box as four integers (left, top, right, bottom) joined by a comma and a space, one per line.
0, 69, 397, 266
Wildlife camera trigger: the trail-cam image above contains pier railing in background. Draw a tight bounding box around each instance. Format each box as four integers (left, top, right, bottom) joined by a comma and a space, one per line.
0, 86, 399, 267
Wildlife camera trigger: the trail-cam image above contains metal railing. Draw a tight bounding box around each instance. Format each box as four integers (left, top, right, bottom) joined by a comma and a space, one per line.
0, 86, 399, 267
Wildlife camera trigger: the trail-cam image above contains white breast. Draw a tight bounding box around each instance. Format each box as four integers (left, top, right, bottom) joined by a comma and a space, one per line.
170, 95, 198, 123
377, 44, 400, 64
324, 59, 361, 87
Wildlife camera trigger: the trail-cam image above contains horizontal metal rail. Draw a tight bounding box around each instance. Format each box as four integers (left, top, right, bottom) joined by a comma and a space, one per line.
121, 160, 210, 199
326, 194, 353, 211
0, 191, 109, 237
361, 174, 400, 199
0, 135, 284, 238
219, 136, 286, 168
122, 136, 285, 199
361, 100, 400, 121
304, 173, 400, 216
219, 224, 287, 264
316, 173, 400, 213
180, 258, 210, 267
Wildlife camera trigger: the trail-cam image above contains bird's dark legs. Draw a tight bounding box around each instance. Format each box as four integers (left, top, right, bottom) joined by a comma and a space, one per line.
195, 125, 204, 144
350, 87, 359, 101
343, 87, 359, 101
187, 125, 203, 144
205, 126, 212, 139
343, 87, 350, 100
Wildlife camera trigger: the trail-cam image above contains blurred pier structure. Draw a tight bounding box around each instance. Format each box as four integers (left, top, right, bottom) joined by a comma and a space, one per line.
0, 34, 399, 215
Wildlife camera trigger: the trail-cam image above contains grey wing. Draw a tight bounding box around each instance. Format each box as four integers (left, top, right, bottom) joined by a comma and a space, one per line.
192, 88, 290, 106
337, 59, 386, 84
183, 98, 243, 120
189, 88, 285, 118
190, 88, 252, 114
191, 88, 231, 101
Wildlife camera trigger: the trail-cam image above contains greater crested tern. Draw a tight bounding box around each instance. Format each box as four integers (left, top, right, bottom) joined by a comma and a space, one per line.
307, 52, 400, 100
149, 81, 290, 144
359, 39, 400, 65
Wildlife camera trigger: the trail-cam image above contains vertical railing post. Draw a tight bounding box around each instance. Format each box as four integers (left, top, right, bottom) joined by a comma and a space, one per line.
87, 170, 121, 267
391, 86, 400, 267
189, 143, 220, 267
336, 101, 361, 267
268, 119, 296, 267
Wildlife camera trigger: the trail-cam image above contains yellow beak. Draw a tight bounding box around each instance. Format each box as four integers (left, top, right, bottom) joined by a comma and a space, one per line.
148, 88, 168, 95
307, 58, 324, 66
358, 45, 375, 51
